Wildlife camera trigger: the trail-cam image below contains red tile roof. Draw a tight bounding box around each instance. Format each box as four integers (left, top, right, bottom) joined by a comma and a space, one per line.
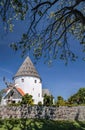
16, 88, 25, 96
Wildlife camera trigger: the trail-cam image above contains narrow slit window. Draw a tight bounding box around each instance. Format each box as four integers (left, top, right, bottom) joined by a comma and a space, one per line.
38, 93, 40, 97
35, 80, 37, 83
21, 78, 24, 82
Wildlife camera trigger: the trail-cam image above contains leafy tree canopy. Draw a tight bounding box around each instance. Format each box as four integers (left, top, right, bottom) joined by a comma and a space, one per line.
0, 0, 85, 63
43, 94, 54, 106
21, 93, 34, 105
55, 96, 66, 106
68, 88, 85, 104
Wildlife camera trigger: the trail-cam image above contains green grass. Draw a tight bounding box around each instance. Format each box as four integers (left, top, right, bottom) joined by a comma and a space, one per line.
0, 118, 85, 130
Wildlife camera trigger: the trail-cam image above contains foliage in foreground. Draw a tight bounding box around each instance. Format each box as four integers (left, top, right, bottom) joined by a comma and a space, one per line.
0, 118, 85, 130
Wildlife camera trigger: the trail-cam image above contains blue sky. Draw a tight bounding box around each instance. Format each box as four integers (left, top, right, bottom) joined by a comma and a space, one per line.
0, 20, 85, 100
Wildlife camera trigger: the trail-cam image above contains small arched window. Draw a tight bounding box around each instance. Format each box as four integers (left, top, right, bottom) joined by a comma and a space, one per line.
34, 80, 37, 83
21, 78, 24, 82
38, 93, 40, 97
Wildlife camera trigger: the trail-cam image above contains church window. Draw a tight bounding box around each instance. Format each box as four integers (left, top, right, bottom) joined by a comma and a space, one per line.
21, 78, 24, 82
38, 93, 40, 97
34, 80, 37, 83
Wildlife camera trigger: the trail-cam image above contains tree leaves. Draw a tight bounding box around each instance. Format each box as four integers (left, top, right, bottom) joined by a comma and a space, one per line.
0, 0, 85, 63
68, 88, 85, 104
21, 94, 34, 105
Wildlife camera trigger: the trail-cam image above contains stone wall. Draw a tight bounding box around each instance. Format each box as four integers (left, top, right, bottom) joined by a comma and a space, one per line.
0, 105, 85, 121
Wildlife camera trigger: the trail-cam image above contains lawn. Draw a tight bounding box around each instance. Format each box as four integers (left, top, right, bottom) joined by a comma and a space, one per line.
0, 118, 85, 130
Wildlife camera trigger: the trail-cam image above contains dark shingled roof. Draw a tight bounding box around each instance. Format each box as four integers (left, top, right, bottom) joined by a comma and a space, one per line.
14, 56, 40, 79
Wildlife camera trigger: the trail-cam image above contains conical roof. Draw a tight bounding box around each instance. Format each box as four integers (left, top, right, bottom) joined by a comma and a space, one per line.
14, 56, 40, 79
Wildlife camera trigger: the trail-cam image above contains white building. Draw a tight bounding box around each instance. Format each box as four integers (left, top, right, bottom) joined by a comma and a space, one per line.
14, 56, 43, 104
1, 56, 51, 105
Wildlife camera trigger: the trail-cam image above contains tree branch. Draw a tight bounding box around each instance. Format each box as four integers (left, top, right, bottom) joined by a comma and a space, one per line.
32, 0, 59, 11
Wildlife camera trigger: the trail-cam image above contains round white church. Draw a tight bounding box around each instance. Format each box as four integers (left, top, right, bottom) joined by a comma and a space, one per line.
14, 56, 43, 104
2, 56, 51, 105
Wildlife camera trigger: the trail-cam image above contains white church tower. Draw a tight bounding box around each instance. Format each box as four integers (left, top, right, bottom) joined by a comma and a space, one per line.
14, 56, 43, 104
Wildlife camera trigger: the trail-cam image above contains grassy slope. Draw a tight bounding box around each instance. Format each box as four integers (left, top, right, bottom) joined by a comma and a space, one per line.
0, 119, 85, 130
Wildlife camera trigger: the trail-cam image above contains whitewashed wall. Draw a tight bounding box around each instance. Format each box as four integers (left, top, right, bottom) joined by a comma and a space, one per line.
14, 76, 43, 104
